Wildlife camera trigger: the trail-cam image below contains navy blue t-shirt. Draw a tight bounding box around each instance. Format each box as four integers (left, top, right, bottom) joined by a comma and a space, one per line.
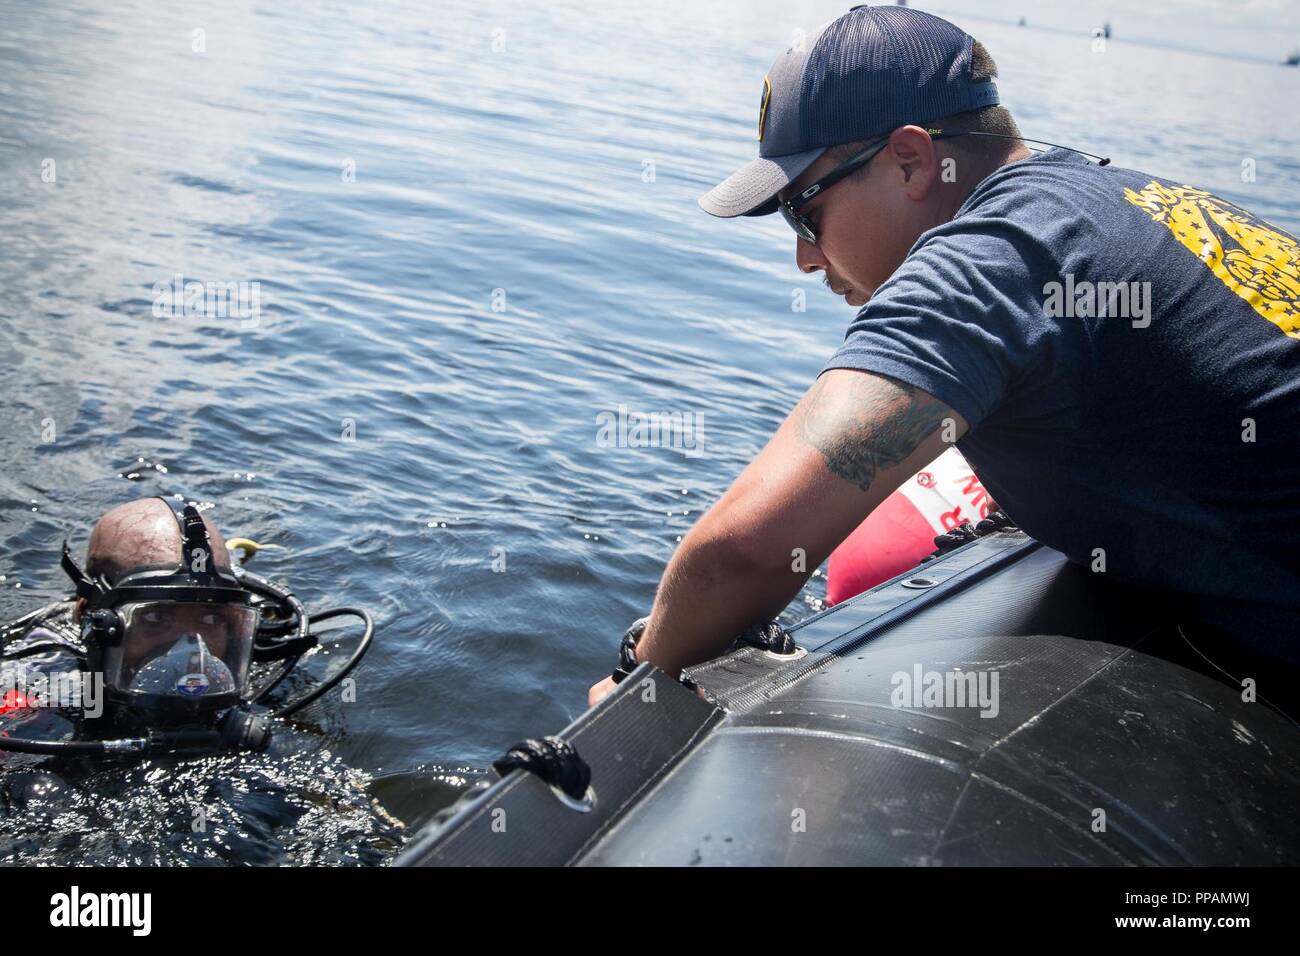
822, 148, 1300, 660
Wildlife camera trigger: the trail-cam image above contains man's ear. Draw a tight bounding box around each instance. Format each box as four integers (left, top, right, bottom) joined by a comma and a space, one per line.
888, 126, 940, 196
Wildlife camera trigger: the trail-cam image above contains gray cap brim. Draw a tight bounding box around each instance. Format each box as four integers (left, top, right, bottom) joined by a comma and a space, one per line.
698, 146, 826, 218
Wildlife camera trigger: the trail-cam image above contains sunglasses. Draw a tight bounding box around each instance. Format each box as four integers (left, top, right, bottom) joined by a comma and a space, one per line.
779, 128, 960, 245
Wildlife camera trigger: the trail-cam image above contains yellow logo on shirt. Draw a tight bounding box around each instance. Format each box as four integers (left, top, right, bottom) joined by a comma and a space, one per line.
1124, 181, 1300, 337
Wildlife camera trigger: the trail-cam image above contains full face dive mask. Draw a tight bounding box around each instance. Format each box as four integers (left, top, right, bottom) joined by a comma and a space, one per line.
61, 500, 258, 724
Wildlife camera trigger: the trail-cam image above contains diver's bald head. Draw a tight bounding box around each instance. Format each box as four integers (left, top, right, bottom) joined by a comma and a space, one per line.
85, 498, 231, 586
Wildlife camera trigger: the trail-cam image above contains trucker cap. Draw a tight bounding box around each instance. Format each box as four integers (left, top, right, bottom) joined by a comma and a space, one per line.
699, 4, 999, 218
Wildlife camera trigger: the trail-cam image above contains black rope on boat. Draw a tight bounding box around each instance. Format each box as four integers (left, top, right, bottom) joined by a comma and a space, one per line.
921, 510, 1018, 562
610, 614, 795, 695
610, 617, 647, 683
731, 620, 797, 655
492, 735, 591, 802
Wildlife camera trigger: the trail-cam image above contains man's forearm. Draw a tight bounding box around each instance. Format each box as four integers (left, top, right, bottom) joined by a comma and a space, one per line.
634, 521, 809, 679
622, 371, 963, 683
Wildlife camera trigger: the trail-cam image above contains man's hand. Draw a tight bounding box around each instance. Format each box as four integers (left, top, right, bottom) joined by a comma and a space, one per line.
584, 369, 965, 704
587, 675, 618, 707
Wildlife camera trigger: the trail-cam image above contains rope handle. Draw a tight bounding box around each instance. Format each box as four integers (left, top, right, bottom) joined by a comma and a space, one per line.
492, 735, 591, 802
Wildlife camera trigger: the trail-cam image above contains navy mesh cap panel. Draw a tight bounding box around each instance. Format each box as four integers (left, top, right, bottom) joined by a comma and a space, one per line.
800, 6, 979, 148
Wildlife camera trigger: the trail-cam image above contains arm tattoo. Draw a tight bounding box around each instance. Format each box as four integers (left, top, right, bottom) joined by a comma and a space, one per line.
796, 373, 951, 492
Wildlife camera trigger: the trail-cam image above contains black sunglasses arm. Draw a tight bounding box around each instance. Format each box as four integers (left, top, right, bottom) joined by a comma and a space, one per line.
787, 129, 963, 212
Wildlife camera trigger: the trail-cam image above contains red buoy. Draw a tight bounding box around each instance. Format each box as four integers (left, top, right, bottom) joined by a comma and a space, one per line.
826, 448, 996, 606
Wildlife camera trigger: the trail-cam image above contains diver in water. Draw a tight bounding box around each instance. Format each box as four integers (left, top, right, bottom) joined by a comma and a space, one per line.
0, 497, 372, 757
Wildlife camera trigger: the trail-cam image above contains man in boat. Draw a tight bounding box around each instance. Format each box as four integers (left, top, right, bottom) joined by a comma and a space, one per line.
589, 5, 1300, 705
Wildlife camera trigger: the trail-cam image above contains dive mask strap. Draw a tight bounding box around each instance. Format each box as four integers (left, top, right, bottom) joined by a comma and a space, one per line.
61, 540, 110, 602
179, 503, 208, 546
156, 496, 219, 578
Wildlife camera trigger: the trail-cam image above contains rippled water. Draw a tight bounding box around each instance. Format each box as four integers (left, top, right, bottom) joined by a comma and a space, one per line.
1, 0, 1297, 864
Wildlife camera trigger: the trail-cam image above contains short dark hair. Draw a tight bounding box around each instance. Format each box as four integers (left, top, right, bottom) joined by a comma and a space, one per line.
829, 40, 1021, 169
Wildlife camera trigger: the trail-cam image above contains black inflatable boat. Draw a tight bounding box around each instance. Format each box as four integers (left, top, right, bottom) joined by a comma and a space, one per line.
397, 529, 1299, 866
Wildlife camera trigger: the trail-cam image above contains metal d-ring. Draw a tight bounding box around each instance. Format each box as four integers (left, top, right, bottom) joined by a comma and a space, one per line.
901, 576, 940, 589
550, 783, 596, 813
